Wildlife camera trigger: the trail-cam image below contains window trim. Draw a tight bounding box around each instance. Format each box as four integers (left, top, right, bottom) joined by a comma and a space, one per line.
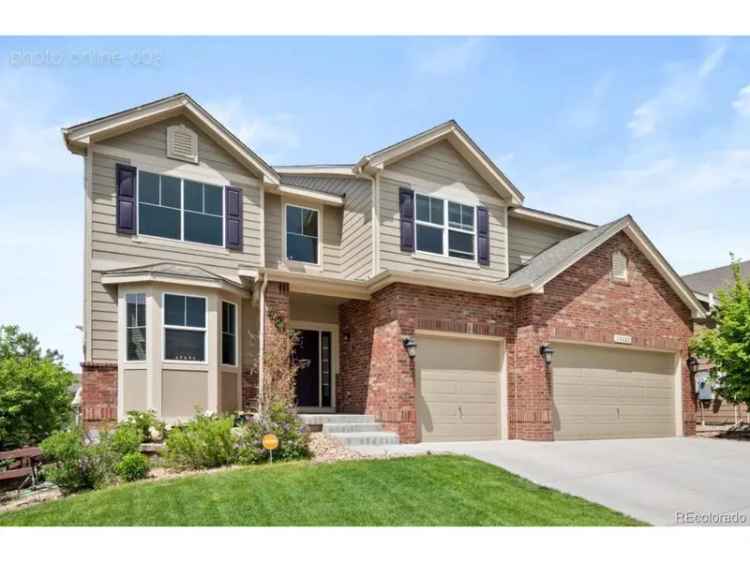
124, 292, 147, 363
162, 292, 208, 364
414, 193, 477, 262
282, 202, 322, 266
221, 300, 238, 367
135, 167, 227, 249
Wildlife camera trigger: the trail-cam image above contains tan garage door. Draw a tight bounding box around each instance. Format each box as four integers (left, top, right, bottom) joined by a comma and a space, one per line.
416, 334, 502, 442
553, 343, 676, 440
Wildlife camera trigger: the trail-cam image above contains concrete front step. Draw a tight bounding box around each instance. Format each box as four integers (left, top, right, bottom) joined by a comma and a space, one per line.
299, 414, 375, 425
327, 431, 400, 446
322, 422, 384, 433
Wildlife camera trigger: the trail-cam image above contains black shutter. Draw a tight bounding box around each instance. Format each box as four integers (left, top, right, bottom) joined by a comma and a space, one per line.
115, 164, 137, 234
225, 186, 243, 250
477, 206, 490, 266
399, 187, 415, 252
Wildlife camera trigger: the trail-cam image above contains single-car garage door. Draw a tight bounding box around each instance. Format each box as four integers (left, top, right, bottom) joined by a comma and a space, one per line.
553, 343, 677, 440
416, 334, 503, 442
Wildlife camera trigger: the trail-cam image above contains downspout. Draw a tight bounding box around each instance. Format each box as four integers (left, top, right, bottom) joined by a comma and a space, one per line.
257, 272, 269, 414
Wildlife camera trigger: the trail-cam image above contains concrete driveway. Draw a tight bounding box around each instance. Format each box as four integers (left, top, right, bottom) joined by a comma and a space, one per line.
352, 437, 750, 526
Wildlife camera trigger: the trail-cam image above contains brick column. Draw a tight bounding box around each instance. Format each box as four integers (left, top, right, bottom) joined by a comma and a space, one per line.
508, 294, 554, 440
80, 362, 118, 429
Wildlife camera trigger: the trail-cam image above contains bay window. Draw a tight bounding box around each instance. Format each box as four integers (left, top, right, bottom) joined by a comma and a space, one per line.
415, 194, 476, 261
126, 293, 146, 361
163, 293, 207, 362
221, 301, 237, 366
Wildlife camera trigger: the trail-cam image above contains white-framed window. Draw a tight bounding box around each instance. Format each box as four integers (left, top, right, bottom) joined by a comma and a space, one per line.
612, 251, 628, 282
125, 293, 146, 361
163, 293, 207, 362
285, 204, 319, 264
137, 170, 225, 247
221, 301, 237, 366
415, 193, 476, 261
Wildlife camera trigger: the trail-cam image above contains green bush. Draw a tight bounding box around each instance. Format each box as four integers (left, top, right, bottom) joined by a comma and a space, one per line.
237, 402, 310, 464
165, 412, 238, 469
40, 429, 102, 494
122, 410, 166, 443
0, 355, 75, 450
116, 452, 150, 482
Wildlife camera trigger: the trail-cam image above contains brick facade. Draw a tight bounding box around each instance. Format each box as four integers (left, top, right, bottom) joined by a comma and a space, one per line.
80, 362, 118, 428
339, 232, 697, 443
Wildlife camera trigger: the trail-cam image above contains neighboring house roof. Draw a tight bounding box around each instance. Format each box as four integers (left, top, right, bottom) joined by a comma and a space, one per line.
62, 93, 280, 186
100, 262, 245, 294
682, 260, 750, 296
354, 120, 524, 206
499, 215, 706, 319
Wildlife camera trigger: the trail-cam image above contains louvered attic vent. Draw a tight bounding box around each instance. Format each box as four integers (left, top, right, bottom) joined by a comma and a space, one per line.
166, 124, 198, 163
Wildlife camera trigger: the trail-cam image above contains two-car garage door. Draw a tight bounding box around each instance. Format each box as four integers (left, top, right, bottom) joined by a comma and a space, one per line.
416, 333, 678, 442
552, 343, 677, 440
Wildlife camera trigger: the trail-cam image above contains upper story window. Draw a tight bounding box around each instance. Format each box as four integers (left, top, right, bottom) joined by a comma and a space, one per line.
163, 293, 207, 362
138, 171, 224, 247
415, 194, 476, 261
286, 204, 319, 264
221, 301, 237, 366
612, 251, 628, 282
126, 293, 146, 361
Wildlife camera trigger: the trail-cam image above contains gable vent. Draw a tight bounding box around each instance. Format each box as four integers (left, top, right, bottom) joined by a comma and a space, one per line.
612, 250, 628, 281
166, 124, 198, 163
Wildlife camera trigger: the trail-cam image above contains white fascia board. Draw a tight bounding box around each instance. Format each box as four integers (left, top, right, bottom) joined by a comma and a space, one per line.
274, 166, 357, 177
509, 207, 596, 232
274, 184, 345, 207
101, 272, 246, 297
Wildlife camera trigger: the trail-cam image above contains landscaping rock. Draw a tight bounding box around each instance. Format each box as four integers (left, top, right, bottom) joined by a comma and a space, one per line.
309, 433, 364, 463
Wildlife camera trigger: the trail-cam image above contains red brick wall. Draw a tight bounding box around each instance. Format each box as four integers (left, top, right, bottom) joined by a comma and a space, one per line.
338, 232, 697, 443
80, 362, 117, 427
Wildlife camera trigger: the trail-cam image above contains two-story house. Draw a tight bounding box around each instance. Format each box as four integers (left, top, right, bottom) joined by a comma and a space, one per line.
63, 93, 705, 444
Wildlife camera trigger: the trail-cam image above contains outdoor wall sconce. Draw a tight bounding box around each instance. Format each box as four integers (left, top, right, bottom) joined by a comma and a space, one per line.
539, 344, 554, 367
687, 355, 699, 375
402, 336, 418, 359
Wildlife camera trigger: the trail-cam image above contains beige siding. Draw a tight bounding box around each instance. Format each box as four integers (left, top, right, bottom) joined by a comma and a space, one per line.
379, 140, 508, 281
87, 117, 262, 362
289, 293, 343, 324
123, 369, 148, 412
508, 216, 575, 273
241, 299, 259, 369
162, 369, 208, 418
220, 371, 240, 412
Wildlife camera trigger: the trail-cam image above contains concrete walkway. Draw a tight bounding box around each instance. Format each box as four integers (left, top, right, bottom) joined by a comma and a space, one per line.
352, 437, 750, 526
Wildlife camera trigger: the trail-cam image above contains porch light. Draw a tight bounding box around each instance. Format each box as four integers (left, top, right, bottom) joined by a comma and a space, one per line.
539, 344, 554, 367
687, 356, 699, 375
402, 336, 417, 359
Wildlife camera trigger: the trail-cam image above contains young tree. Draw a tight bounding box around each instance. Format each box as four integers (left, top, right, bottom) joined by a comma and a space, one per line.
0, 325, 75, 450
690, 259, 750, 410
259, 312, 300, 413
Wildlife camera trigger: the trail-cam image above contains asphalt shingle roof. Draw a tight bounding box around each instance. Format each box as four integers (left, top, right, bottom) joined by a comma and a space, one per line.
682, 260, 750, 295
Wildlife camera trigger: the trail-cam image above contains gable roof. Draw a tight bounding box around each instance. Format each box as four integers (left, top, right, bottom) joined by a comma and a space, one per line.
354, 120, 524, 206
500, 215, 706, 319
682, 260, 750, 295
62, 93, 280, 186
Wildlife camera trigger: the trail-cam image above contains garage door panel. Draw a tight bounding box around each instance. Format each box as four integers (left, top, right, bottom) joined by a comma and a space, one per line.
553, 343, 676, 440
417, 335, 502, 443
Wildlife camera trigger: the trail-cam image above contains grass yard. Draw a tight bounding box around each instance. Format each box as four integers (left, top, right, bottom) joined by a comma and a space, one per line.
0, 454, 643, 526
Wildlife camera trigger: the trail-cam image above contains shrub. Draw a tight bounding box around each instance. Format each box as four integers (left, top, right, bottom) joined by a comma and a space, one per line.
237, 401, 310, 464
40, 429, 102, 493
165, 412, 238, 469
0, 355, 75, 450
122, 410, 166, 443
116, 452, 150, 482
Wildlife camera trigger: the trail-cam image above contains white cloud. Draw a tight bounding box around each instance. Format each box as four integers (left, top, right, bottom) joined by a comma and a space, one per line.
627, 43, 727, 138
206, 98, 300, 164
413, 38, 486, 76
732, 84, 750, 117
565, 72, 614, 131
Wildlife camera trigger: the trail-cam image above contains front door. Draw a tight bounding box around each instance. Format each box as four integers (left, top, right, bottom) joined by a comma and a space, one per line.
294, 329, 333, 409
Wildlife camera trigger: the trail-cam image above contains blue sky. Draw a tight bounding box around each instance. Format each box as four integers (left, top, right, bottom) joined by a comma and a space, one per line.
1, 36, 749, 369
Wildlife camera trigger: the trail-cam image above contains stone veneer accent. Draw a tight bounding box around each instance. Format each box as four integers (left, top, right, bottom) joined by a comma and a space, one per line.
339, 232, 697, 443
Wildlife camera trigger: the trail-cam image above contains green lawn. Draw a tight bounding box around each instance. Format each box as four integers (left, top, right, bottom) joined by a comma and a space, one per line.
0, 455, 642, 526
